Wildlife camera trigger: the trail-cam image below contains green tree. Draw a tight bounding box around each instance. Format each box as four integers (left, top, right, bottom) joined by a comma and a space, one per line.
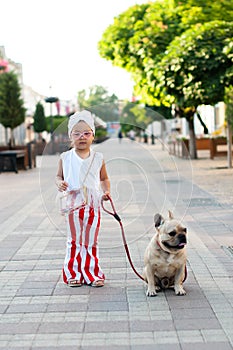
0, 71, 26, 147
119, 102, 163, 135
77, 85, 119, 122
120, 102, 141, 134
33, 102, 47, 140
98, 1, 192, 105
98, 0, 233, 158
157, 20, 233, 158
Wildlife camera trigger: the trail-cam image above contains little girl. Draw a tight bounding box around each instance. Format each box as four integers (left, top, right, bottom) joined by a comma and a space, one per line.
55, 110, 110, 287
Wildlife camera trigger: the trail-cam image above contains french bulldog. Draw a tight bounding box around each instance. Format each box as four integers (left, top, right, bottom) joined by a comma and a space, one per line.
143, 211, 187, 297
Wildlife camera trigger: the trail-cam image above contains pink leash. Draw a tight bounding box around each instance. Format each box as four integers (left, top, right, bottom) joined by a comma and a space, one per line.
101, 195, 145, 281
101, 196, 187, 283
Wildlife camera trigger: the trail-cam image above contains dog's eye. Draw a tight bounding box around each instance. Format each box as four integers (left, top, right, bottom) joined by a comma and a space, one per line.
168, 230, 176, 237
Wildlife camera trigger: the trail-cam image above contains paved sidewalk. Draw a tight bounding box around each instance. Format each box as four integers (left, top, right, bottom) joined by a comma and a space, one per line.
0, 138, 232, 350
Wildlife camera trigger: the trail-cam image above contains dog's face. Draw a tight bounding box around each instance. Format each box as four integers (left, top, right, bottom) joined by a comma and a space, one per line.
154, 211, 187, 253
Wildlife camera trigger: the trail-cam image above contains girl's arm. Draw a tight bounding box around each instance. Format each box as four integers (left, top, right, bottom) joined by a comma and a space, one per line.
100, 160, 110, 200
55, 159, 68, 192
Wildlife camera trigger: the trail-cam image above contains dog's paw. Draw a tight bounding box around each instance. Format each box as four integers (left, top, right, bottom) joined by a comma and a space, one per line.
146, 288, 157, 297
174, 285, 186, 296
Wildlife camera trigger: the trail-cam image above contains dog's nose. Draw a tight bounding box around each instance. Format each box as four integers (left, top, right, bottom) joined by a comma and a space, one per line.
178, 234, 187, 244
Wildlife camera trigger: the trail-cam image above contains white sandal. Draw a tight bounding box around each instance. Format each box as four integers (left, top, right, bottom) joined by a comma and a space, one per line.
67, 279, 82, 287
91, 280, 104, 287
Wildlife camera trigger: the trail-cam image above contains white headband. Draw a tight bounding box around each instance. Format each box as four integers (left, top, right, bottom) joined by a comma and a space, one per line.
68, 110, 95, 137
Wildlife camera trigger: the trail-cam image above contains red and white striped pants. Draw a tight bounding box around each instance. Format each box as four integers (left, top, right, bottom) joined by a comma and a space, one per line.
63, 206, 105, 284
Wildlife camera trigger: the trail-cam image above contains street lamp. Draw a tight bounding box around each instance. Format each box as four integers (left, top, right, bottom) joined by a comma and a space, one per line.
45, 96, 59, 153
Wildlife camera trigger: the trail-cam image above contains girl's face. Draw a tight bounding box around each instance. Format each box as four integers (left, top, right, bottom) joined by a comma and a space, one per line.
70, 121, 94, 150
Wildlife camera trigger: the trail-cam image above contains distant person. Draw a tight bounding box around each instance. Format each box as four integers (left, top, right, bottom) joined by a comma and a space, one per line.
55, 110, 111, 288
118, 129, 123, 143
143, 131, 148, 144
128, 129, 136, 141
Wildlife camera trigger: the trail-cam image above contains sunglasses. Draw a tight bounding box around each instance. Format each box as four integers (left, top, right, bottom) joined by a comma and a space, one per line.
71, 131, 94, 139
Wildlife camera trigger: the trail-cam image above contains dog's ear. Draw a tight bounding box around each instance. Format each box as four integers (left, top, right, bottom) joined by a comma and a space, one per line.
168, 210, 174, 220
154, 213, 164, 227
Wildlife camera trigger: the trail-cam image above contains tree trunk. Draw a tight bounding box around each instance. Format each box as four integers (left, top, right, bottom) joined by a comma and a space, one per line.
161, 120, 166, 150
227, 119, 232, 168
9, 129, 15, 149
5, 128, 8, 146
187, 117, 197, 159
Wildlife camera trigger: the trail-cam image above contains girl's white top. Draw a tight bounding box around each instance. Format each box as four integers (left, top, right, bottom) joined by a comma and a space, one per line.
60, 148, 103, 208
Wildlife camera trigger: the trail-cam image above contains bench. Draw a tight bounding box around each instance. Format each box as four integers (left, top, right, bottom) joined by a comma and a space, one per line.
209, 137, 233, 159
0, 150, 26, 173
169, 137, 233, 159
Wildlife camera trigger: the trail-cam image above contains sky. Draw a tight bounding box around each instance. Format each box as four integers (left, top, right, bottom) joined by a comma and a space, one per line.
0, 0, 146, 102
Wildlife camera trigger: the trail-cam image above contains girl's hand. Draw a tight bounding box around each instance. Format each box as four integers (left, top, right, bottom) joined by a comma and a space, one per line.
102, 191, 110, 201
58, 181, 69, 192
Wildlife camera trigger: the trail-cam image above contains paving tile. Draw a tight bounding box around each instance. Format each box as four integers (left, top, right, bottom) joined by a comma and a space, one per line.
32, 348, 79, 350
171, 308, 216, 320
131, 345, 181, 350
37, 322, 84, 333
177, 329, 203, 343
6, 304, 47, 314
53, 287, 91, 296
174, 318, 221, 330
89, 292, 127, 302
16, 288, 54, 296
0, 322, 39, 334
47, 303, 88, 312
201, 329, 229, 342
81, 347, 130, 350
130, 320, 175, 332
84, 321, 129, 333
87, 301, 129, 312
0, 305, 8, 314
4, 347, 31, 350
19, 281, 57, 289
181, 342, 233, 350
167, 299, 211, 309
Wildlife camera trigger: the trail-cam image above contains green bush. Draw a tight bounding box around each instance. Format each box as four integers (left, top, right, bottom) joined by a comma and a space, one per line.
95, 127, 107, 138
45, 115, 68, 134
